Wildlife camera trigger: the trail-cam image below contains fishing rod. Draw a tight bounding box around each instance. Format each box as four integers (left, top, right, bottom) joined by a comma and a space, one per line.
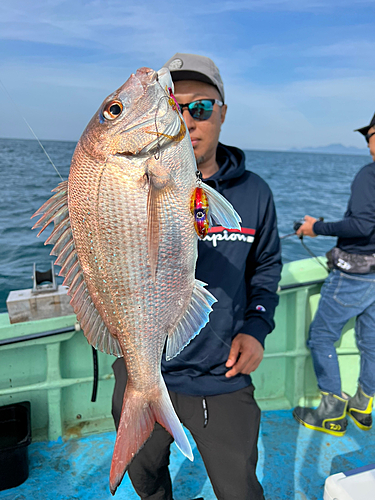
0, 78, 65, 181
281, 218, 330, 273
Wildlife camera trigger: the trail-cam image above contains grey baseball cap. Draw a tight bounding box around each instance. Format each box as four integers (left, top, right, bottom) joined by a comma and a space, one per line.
163, 53, 225, 103
355, 112, 375, 136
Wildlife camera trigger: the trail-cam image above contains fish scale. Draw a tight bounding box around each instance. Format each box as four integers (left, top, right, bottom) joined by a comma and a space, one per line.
98, 162, 194, 386
32, 66, 241, 495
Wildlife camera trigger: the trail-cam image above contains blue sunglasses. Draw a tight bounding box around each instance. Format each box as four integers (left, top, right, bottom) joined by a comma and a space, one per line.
178, 99, 223, 121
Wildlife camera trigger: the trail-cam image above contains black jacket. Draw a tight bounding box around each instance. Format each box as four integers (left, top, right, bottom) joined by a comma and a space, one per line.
314, 162, 375, 255
161, 143, 282, 396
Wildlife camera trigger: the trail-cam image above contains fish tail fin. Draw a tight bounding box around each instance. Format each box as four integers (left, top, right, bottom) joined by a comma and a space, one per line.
109, 379, 193, 495
152, 381, 193, 461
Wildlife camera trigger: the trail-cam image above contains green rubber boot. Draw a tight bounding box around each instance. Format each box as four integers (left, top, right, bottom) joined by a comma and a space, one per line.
347, 385, 374, 431
293, 392, 348, 436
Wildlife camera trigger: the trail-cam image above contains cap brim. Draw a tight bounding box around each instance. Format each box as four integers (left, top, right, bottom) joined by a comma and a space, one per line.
170, 70, 223, 101
354, 125, 371, 136
354, 113, 375, 135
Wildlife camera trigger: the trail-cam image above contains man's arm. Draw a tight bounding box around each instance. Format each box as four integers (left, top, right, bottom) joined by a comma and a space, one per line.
226, 191, 282, 377
299, 214, 375, 239
298, 165, 375, 239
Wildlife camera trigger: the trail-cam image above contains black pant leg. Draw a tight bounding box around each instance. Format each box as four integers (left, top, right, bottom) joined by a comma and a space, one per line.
127, 423, 174, 500
111, 359, 174, 500
175, 385, 264, 500
112, 359, 263, 500
111, 358, 127, 430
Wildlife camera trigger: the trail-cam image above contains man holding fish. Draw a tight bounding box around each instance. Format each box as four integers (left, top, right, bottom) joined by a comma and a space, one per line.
111, 53, 282, 499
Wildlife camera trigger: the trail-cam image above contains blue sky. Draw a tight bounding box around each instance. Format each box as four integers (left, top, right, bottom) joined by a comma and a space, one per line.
0, 0, 374, 151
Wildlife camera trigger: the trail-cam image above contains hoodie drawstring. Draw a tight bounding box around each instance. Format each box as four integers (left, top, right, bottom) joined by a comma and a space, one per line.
202, 397, 208, 427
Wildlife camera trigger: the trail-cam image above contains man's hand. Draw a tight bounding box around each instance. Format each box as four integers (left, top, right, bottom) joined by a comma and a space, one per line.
296, 215, 317, 237
225, 334, 264, 378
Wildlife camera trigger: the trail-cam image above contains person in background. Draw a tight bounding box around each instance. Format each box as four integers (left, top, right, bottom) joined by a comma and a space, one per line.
293, 113, 375, 435
112, 53, 282, 500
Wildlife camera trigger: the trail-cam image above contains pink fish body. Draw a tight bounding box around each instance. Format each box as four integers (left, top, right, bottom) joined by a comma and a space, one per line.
32, 67, 241, 494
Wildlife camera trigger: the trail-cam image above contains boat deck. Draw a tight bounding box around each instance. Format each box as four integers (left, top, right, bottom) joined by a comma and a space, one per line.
1, 409, 373, 500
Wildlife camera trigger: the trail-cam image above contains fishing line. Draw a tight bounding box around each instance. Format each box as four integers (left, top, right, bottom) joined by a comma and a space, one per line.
299, 236, 330, 272
0, 78, 64, 182
280, 230, 330, 272
0, 79, 104, 400
280, 232, 297, 240
281, 217, 330, 272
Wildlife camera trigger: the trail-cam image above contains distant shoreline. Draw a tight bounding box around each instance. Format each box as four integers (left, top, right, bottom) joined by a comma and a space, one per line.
288, 144, 369, 156
248, 148, 369, 158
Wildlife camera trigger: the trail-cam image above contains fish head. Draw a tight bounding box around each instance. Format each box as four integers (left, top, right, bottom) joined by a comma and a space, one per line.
79, 67, 186, 160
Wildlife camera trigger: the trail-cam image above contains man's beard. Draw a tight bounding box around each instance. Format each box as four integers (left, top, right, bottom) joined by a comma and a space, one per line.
196, 155, 205, 165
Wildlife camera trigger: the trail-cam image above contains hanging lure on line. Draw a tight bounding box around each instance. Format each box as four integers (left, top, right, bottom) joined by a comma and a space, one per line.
190, 171, 210, 239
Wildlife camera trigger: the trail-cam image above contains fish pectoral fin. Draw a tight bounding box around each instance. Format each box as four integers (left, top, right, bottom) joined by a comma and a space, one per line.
76, 301, 123, 357
201, 182, 242, 230
147, 171, 174, 281
166, 280, 217, 360
110, 377, 192, 495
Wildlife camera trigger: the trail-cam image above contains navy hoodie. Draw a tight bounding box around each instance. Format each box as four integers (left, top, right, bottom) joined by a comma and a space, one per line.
161, 143, 282, 396
313, 162, 375, 254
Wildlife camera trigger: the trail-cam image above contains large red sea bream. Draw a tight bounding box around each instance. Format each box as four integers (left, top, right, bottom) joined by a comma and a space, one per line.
32, 67, 241, 494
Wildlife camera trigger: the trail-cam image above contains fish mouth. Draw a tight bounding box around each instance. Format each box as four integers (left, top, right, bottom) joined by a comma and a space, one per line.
135, 67, 158, 87
115, 151, 137, 157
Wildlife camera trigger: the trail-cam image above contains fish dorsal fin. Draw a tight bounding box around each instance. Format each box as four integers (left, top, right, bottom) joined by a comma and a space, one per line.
147, 167, 174, 281
201, 183, 242, 230
166, 280, 217, 361
32, 181, 123, 357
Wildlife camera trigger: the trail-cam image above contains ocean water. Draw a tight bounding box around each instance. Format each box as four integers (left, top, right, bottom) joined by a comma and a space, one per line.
0, 137, 371, 313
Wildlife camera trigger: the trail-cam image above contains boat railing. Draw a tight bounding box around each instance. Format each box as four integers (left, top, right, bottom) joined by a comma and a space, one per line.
0, 257, 359, 442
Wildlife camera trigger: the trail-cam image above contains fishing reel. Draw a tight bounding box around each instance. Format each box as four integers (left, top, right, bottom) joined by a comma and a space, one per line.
281, 218, 322, 240
293, 219, 305, 233
293, 217, 324, 234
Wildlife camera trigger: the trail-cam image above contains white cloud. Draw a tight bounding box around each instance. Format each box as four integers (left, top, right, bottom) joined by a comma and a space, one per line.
0, 0, 374, 150
1, 57, 374, 148
221, 74, 375, 150
0, 2, 194, 58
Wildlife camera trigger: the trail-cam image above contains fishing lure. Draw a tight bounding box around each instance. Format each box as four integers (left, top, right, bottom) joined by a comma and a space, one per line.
167, 86, 180, 113
190, 186, 210, 239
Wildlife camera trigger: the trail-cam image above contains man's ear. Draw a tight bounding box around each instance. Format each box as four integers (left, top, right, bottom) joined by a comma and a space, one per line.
221, 104, 227, 125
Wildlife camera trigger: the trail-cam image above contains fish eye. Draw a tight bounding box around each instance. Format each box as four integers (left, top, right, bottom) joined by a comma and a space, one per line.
196, 211, 204, 219
103, 100, 123, 120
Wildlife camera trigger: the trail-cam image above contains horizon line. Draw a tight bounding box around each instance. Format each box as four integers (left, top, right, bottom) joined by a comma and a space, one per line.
0, 136, 369, 157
